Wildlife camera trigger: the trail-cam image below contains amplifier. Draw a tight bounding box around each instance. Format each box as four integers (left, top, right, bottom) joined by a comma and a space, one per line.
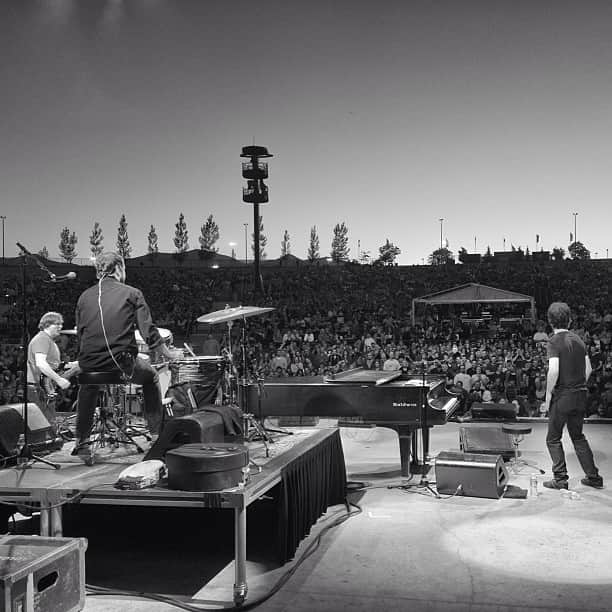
434, 451, 509, 499
0, 535, 87, 612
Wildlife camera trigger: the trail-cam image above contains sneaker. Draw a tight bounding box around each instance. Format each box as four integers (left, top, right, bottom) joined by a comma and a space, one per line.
543, 479, 569, 490
581, 477, 604, 489
70, 441, 91, 457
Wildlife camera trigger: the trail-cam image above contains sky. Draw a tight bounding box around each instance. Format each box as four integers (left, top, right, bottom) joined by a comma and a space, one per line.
1, 0, 612, 265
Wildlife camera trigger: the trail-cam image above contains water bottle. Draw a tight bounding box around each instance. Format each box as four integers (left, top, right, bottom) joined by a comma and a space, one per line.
529, 474, 538, 498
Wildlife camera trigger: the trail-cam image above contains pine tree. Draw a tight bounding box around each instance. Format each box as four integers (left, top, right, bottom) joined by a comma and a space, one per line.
198, 214, 219, 258
330, 222, 349, 263
251, 215, 267, 259
280, 230, 291, 256
376, 239, 401, 265
147, 225, 159, 263
173, 212, 189, 261
89, 221, 104, 258
307, 226, 320, 262
428, 247, 454, 265
58, 227, 78, 263
38, 246, 49, 259
116, 214, 132, 259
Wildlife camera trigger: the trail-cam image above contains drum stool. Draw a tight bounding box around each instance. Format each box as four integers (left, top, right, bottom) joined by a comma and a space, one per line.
74, 371, 148, 465
501, 423, 544, 474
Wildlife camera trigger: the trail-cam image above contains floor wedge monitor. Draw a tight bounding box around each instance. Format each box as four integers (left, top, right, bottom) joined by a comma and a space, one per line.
435, 451, 509, 499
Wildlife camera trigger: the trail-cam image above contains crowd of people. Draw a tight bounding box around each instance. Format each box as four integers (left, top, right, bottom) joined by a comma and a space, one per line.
1, 258, 611, 418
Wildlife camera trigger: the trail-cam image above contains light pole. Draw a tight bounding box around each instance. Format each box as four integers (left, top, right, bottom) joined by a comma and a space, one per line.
0, 216, 5, 264
243, 223, 248, 264
439, 218, 444, 250
573, 212, 578, 245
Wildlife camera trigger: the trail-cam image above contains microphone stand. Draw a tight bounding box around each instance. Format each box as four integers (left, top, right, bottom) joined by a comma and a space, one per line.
15, 243, 61, 470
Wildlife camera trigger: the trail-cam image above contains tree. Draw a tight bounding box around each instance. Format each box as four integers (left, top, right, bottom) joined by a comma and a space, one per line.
428, 247, 454, 265
330, 222, 349, 263
376, 239, 401, 266
458, 247, 469, 263
552, 246, 566, 261
280, 230, 291, 256
58, 227, 78, 263
147, 225, 159, 263
89, 221, 104, 259
198, 214, 219, 259
38, 246, 49, 259
482, 246, 493, 263
251, 215, 267, 259
568, 240, 590, 260
173, 212, 189, 262
307, 226, 320, 262
116, 214, 132, 259
359, 250, 372, 265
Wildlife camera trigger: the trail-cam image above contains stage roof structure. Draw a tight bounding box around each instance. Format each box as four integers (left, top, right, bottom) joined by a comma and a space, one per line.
411, 283, 535, 325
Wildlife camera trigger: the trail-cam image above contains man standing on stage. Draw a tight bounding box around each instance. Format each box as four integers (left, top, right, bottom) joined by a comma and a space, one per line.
27, 311, 73, 426
72, 252, 173, 453
543, 302, 603, 490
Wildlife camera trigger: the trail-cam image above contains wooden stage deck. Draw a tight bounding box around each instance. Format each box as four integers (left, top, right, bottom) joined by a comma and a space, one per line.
0, 427, 345, 606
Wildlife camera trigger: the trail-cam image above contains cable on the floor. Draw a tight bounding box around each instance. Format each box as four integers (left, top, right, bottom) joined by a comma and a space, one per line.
85, 494, 363, 611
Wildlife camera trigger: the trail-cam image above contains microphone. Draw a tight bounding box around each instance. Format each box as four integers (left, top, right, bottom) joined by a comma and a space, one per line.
49, 272, 77, 282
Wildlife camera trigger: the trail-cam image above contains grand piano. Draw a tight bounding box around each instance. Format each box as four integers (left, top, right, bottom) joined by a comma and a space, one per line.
244, 368, 459, 476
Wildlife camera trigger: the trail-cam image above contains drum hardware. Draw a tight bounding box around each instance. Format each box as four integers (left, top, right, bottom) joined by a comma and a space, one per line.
198, 305, 278, 455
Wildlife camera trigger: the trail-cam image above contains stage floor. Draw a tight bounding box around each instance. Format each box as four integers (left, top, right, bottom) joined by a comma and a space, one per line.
3, 419, 612, 612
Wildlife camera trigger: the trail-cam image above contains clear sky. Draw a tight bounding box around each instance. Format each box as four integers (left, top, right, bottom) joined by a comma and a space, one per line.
2, 0, 612, 265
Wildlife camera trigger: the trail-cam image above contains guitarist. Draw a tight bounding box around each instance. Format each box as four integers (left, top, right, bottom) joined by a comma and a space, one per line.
26, 311, 78, 427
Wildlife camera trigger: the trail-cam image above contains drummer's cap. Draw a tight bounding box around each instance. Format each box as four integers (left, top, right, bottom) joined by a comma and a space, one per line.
95, 251, 125, 279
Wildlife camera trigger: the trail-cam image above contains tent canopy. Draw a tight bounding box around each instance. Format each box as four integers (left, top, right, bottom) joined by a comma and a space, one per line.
411, 283, 535, 324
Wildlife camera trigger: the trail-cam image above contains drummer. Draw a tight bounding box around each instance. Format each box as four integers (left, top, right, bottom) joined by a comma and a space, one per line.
73, 252, 174, 453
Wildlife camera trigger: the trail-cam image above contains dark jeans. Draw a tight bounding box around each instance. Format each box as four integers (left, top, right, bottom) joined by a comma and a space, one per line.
546, 388, 599, 482
76, 356, 162, 442
26, 383, 57, 428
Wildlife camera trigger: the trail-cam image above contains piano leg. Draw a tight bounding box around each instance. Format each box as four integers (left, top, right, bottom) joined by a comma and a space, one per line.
387, 424, 413, 477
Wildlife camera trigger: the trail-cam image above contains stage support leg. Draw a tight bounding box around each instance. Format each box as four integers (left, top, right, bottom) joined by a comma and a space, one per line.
49, 491, 63, 537
233, 503, 248, 606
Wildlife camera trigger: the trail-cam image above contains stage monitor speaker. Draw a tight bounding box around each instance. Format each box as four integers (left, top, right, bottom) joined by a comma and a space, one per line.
435, 451, 509, 499
144, 410, 225, 461
0, 403, 53, 457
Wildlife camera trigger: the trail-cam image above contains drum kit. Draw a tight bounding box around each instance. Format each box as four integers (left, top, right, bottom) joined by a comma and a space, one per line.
57, 306, 276, 445
196, 305, 277, 446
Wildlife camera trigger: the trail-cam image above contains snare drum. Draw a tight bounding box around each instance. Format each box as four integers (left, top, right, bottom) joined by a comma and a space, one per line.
170, 356, 225, 386
135, 328, 173, 355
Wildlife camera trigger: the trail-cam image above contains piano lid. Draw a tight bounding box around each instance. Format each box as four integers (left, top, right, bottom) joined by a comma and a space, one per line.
324, 368, 438, 388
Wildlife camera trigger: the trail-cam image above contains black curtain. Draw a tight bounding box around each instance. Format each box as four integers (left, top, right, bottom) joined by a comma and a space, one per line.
276, 430, 347, 563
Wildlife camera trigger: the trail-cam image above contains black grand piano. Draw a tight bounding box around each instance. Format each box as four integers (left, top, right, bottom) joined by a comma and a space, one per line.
245, 368, 459, 476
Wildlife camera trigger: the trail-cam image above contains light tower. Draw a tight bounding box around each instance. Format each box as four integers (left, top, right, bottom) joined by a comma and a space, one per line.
241, 145, 272, 294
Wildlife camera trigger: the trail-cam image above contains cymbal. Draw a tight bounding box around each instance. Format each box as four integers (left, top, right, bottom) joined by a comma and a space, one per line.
197, 305, 275, 324
60, 328, 77, 335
